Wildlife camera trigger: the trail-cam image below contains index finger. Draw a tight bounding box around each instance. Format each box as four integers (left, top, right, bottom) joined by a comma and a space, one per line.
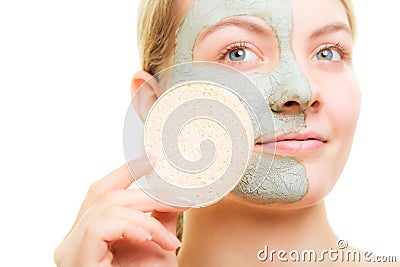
91, 152, 156, 197
70, 153, 156, 230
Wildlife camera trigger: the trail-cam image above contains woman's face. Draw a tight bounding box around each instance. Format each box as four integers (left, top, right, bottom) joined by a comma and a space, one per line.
171, 0, 360, 207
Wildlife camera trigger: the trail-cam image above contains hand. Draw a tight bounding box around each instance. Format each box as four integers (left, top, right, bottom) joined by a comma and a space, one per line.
54, 153, 187, 267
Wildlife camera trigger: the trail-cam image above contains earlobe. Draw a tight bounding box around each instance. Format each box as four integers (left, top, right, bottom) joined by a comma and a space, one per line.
130, 70, 159, 123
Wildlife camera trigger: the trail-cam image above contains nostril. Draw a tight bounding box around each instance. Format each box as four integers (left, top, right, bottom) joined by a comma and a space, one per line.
284, 101, 299, 108
311, 100, 320, 110
277, 100, 301, 115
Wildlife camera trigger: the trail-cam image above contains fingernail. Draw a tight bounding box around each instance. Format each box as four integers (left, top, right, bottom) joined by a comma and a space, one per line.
169, 232, 182, 248
137, 227, 152, 241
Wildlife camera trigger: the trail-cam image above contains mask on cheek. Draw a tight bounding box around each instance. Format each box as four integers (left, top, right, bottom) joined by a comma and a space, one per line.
174, 0, 312, 203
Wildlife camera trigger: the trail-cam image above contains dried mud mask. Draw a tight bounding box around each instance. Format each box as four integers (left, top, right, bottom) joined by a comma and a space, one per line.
174, 0, 312, 203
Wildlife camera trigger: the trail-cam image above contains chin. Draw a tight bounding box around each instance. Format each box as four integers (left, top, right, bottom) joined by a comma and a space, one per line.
226, 157, 345, 210
292, 153, 348, 208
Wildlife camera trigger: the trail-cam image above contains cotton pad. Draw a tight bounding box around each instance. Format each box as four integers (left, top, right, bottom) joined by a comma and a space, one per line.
144, 83, 253, 191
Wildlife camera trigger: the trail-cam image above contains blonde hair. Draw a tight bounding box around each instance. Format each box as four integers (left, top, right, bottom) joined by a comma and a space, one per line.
137, 0, 181, 76
137, 0, 356, 75
137, 0, 356, 246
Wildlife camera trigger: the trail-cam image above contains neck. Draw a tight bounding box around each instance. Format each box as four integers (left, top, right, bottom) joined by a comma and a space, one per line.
177, 196, 338, 267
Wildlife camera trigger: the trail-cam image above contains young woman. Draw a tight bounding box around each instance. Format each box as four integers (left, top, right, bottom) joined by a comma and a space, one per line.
54, 0, 397, 266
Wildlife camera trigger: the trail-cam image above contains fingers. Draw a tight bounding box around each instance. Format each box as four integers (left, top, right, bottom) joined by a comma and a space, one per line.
113, 206, 182, 250
151, 211, 180, 234
93, 189, 186, 247
73, 153, 156, 229
91, 152, 156, 195
78, 190, 186, 252
80, 218, 150, 264
95, 190, 186, 248
81, 208, 181, 263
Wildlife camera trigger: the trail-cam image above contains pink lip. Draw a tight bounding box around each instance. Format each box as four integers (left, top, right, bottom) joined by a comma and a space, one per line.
254, 132, 327, 155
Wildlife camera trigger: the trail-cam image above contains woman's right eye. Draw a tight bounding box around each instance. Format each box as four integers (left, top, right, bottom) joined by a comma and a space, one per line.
224, 48, 258, 62
218, 42, 262, 65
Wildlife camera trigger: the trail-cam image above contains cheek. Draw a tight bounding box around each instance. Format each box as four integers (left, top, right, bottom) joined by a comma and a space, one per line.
324, 69, 361, 139
326, 70, 361, 185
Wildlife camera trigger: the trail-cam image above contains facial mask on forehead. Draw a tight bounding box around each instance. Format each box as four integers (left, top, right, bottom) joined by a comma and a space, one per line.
174, 0, 312, 203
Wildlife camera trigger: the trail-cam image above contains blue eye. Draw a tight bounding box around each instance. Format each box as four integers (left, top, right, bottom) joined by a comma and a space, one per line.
313, 49, 342, 61
224, 48, 258, 62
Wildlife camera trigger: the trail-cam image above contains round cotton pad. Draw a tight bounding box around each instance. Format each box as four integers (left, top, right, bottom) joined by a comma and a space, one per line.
144, 81, 254, 191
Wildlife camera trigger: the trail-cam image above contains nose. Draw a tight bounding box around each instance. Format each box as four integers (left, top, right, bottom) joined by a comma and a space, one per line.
268, 72, 311, 115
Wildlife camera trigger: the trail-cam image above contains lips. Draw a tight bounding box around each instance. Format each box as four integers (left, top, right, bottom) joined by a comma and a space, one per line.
253, 132, 327, 154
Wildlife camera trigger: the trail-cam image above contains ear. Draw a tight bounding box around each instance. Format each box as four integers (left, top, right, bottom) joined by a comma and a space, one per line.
130, 70, 159, 123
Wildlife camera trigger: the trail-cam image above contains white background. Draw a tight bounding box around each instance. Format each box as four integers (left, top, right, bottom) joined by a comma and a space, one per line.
0, 0, 399, 266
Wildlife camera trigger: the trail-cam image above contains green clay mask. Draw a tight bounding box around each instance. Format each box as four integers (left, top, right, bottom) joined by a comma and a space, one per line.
174, 0, 312, 203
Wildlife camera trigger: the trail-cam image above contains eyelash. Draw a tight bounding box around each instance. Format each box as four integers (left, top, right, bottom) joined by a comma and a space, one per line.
317, 42, 351, 60
217, 42, 258, 62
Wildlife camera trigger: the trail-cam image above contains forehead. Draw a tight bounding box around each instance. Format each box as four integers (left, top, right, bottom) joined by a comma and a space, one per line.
175, 0, 294, 64
175, 0, 349, 32
177, 0, 293, 32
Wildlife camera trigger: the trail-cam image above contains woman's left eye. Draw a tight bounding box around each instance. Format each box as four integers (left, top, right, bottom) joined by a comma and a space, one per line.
224, 48, 258, 62
312, 49, 342, 62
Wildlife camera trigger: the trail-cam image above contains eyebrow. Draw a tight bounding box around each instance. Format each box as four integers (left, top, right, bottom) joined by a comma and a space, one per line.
197, 17, 272, 42
309, 23, 352, 39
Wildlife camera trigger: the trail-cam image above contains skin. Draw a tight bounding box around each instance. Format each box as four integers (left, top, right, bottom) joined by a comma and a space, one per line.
55, 0, 400, 266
